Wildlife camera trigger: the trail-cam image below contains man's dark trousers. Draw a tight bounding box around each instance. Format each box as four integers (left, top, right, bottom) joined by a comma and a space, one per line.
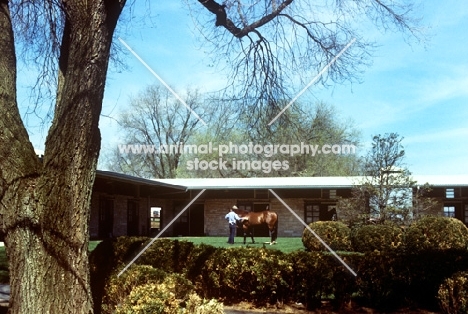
228, 223, 236, 244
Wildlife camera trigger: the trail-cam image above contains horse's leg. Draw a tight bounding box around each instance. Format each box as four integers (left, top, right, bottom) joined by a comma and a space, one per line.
268, 227, 276, 245
243, 229, 247, 245
250, 229, 255, 244
269, 217, 278, 245
273, 219, 278, 244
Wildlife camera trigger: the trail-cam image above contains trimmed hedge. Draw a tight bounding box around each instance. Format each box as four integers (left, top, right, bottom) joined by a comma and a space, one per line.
351, 223, 404, 253
405, 216, 468, 252
199, 247, 292, 304
89, 233, 468, 313
302, 221, 352, 252
138, 238, 196, 273
288, 250, 360, 310
355, 250, 409, 310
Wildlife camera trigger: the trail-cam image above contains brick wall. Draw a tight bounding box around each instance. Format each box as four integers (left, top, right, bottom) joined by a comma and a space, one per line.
113, 195, 128, 237
203, 198, 306, 237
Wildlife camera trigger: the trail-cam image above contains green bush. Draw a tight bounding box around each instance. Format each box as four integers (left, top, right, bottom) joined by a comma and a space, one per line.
199, 247, 292, 304
113, 272, 194, 314
184, 243, 219, 286
355, 250, 409, 310
90, 236, 150, 314
89, 235, 468, 312
351, 223, 404, 253
438, 271, 468, 314
287, 251, 360, 310
405, 249, 468, 309
102, 265, 168, 314
405, 216, 468, 252
138, 238, 196, 273
287, 251, 332, 309
115, 283, 180, 314
183, 293, 224, 314
302, 221, 352, 252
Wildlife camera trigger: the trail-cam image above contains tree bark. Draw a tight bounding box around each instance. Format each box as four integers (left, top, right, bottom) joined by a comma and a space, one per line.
0, 1, 125, 313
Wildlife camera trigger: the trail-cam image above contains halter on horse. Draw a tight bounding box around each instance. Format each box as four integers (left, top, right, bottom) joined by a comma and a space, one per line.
234, 208, 278, 245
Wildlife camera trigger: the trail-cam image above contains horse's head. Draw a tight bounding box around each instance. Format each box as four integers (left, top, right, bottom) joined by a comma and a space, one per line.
233, 208, 249, 217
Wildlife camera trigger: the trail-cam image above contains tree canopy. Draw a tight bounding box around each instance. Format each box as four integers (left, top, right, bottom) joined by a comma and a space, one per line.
106, 90, 361, 178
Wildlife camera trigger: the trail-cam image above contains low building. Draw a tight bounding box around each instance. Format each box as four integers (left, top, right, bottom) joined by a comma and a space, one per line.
90, 172, 468, 239
90, 171, 185, 239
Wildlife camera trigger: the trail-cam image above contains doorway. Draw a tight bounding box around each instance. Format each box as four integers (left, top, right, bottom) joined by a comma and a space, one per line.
98, 198, 114, 238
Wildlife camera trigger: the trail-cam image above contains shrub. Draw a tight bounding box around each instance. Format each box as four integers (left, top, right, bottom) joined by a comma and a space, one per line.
184, 243, 219, 285
355, 250, 409, 310
113, 272, 194, 314
438, 271, 468, 314
160, 272, 195, 300
351, 223, 404, 253
302, 221, 352, 252
405, 216, 468, 252
405, 249, 468, 309
102, 265, 168, 314
199, 247, 292, 304
138, 238, 196, 273
183, 293, 224, 314
115, 283, 180, 314
287, 251, 332, 309
90, 236, 150, 314
287, 250, 360, 310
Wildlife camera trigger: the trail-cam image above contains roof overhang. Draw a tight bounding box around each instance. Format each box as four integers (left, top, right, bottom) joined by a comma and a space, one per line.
154, 175, 468, 190
96, 170, 187, 191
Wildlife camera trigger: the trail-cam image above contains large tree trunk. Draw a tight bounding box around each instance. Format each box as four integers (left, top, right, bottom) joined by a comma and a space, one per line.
0, 1, 125, 313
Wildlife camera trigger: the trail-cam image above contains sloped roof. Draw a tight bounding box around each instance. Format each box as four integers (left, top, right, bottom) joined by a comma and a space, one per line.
96, 170, 186, 190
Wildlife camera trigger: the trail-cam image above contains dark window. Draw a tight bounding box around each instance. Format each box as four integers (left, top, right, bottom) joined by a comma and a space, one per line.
444, 206, 455, 218
464, 204, 468, 224
150, 207, 161, 230
99, 198, 114, 238
237, 202, 253, 212
305, 203, 320, 224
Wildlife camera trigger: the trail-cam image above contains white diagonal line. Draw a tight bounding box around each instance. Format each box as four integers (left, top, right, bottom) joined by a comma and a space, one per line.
268, 38, 356, 126
118, 37, 207, 126
117, 189, 207, 277
269, 189, 357, 277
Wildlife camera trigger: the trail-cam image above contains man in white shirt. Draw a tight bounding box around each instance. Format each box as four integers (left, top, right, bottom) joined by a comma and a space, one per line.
225, 205, 244, 244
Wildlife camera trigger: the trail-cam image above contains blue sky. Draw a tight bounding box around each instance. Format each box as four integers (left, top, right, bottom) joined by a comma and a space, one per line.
22, 1, 468, 176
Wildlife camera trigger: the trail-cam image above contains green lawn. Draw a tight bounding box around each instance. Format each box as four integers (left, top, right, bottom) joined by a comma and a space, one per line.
89, 240, 101, 251
168, 236, 305, 253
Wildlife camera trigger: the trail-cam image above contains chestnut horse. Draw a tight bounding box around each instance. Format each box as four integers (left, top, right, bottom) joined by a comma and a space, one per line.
234, 209, 278, 245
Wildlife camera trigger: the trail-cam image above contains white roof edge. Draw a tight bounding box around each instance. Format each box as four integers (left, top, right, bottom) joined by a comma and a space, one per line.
152, 175, 468, 190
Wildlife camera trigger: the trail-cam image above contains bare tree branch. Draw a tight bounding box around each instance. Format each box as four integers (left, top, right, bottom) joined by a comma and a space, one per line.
193, 0, 423, 123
